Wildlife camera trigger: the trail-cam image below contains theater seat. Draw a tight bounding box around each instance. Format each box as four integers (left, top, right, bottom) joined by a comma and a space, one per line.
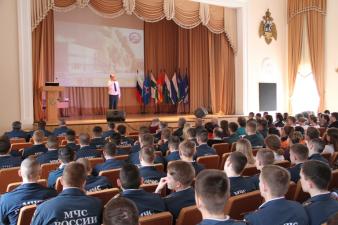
321, 152, 332, 163
0, 167, 21, 194
176, 205, 202, 225
294, 180, 310, 203
219, 153, 231, 170
88, 157, 104, 168
224, 190, 263, 220
329, 169, 338, 190
154, 163, 164, 172
197, 155, 220, 169
7, 179, 47, 192
99, 168, 121, 188
17, 204, 37, 225
212, 143, 231, 158
113, 154, 129, 161
55, 177, 63, 193
285, 182, 297, 200
10, 138, 26, 144
41, 162, 60, 179
87, 188, 120, 206
139, 211, 173, 225
274, 160, 291, 168
242, 165, 259, 176
10, 142, 33, 152
141, 183, 166, 197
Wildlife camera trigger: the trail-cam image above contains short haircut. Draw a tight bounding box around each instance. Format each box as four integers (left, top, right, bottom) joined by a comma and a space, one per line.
268, 127, 280, 136
179, 140, 196, 158
305, 127, 320, 140
187, 128, 196, 138
228, 152, 247, 174
276, 113, 284, 121
309, 138, 325, 153
47, 135, 58, 149
140, 133, 154, 146
301, 160, 331, 190
62, 162, 86, 187
178, 117, 187, 128
37, 120, 46, 129
265, 135, 281, 150
295, 126, 305, 135
168, 136, 180, 150
205, 122, 215, 133
288, 116, 296, 124
256, 149, 274, 166
139, 146, 155, 163
290, 144, 309, 161
119, 164, 141, 189
76, 158, 91, 174
0, 135, 11, 155
213, 128, 223, 138
92, 126, 103, 135
237, 117, 246, 127
247, 121, 257, 132
195, 169, 229, 214
111, 132, 122, 145
161, 128, 172, 140
283, 126, 294, 137
33, 130, 44, 143
103, 197, 139, 225
117, 125, 127, 135
108, 122, 116, 129
12, 121, 22, 130
167, 161, 195, 187
79, 133, 90, 145
20, 157, 40, 180
258, 119, 268, 129
59, 119, 66, 126
331, 112, 338, 120
104, 142, 117, 157
197, 129, 208, 143
228, 122, 238, 133
66, 129, 76, 142
260, 165, 290, 197
58, 147, 75, 164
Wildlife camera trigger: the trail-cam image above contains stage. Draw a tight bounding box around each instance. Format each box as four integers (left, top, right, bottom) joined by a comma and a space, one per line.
45, 113, 242, 134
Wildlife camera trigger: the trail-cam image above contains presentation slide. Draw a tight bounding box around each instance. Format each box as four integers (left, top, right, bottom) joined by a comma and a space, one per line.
54, 12, 144, 87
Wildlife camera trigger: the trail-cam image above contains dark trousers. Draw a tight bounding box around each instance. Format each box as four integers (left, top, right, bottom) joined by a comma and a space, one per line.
109, 95, 119, 109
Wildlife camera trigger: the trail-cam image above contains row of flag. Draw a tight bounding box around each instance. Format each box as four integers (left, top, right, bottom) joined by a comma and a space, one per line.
136, 71, 189, 105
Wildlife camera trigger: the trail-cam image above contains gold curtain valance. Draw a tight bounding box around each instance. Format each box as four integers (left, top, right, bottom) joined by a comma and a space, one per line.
288, 0, 326, 22
31, 0, 237, 52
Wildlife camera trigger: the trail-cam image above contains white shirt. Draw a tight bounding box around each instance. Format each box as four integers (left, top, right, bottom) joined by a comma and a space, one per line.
323, 144, 334, 155
108, 80, 121, 97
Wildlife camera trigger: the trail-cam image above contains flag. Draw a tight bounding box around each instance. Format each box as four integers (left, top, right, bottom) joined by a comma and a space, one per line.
164, 73, 172, 103
183, 73, 189, 104
157, 71, 165, 103
177, 72, 185, 101
136, 71, 143, 104
150, 72, 158, 103
170, 73, 178, 104
142, 74, 151, 105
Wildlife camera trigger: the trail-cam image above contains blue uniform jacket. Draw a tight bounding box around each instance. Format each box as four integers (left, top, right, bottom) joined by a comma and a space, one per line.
0, 155, 22, 169
121, 189, 166, 216
139, 166, 166, 184
130, 144, 141, 153
195, 144, 217, 159
31, 188, 102, 225
165, 151, 180, 163
28, 129, 52, 138
22, 144, 48, 159
120, 136, 134, 146
191, 161, 205, 175
5, 130, 28, 140
92, 158, 123, 176
158, 141, 169, 156
198, 218, 247, 225
303, 193, 338, 225
244, 134, 265, 148
308, 154, 329, 164
102, 130, 116, 139
0, 183, 57, 225
164, 187, 195, 220
288, 163, 303, 183
248, 174, 260, 189
76, 146, 102, 159
244, 198, 309, 225
85, 175, 112, 192
48, 166, 65, 188
52, 126, 69, 137
36, 150, 59, 164
128, 151, 164, 165
229, 176, 257, 196
224, 134, 240, 144
90, 138, 105, 149
66, 143, 80, 151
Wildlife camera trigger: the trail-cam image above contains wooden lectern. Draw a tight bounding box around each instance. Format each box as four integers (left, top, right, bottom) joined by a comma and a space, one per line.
42, 86, 65, 124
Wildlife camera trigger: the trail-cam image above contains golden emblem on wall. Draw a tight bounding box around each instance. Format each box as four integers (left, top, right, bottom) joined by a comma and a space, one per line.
259, 9, 277, 44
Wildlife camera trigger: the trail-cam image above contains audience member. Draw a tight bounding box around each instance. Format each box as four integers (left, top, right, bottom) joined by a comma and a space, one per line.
0, 135, 22, 169
103, 197, 139, 225
196, 129, 217, 158
220, 120, 230, 138
22, 130, 47, 159
264, 135, 284, 161
76, 133, 101, 159
224, 122, 240, 144
5, 121, 28, 140
65, 129, 79, 151
245, 121, 264, 147
173, 117, 186, 138
258, 119, 269, 138
149, 118, 160, 134
52, 119, 69, 137
207, 127, 225, 147
249, 149, 275, 189
37, 135, 59, 164
117, 124, 134, 146
158, 128, 171, 156
102, 121, 117, 139
235, 139, 255, 166
323, 128, 338, 155
179, 140, 204, 175
32, 120, 52, 137
288, 144, 309, 183
165, 136, 181, 163
328, 112, 338, 128
90, 126, 105, 149
236, 117, 247, 136
308, 138, 328, 164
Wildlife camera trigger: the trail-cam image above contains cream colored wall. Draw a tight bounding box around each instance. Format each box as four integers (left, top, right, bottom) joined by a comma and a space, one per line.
325, 0, 338, 111
0, 0, 21, 133
246, 0, 288, 114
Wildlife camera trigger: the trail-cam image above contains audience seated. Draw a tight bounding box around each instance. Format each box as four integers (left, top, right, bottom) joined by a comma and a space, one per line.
92, 142, 123, 176
179, 140, 204, 175
304, 127, 320, 143
224, 152, 256, 196
37, 135, 59, 164
264, 135, 284, 161
52, 119, 69, 137
300, 160, 338, 225
0, 158, 57, 225
184, 128, 198, 145
149, 118, 160, 134
220, 120, 230, 138
31, 162, 103, 225
138, 146, 166, 184
287, 116, 297, 127
195, 169, 246, 225
249, 149, 275, 189
207, 127, 225, 147
195, 130, 217, 158
76, 133, 101, 159
22, 130, 47, 159
244, 165, 309, 225
76, 158, 112, 192
195, 118, 205, 134
323, 128, 338, 155
90, 126, 105, 149
280, 126, 295, 149
118, 164, 166, 216
0, 135, 22, 169
288, 144, 309, 183
236, 117, 247, 136
47, 146, 75, 188
102, 122, 117, 139
244, 121, 264, 148
308, 138, 329, 164
257, 119, 269, 138
103, 197, 139, 225
155, 161, 196, 220
328, 112, 338, 128
30, 120, 52, 138
224, 122, 240, 144
165, 136, 181, 163
158, 128, 171, 156
5, 121, 28, 140
65, 129, 79, 151
274, 113, 285, 128
173, 117, 186, 139
130, 126, 150, 153
117, 124, 134, 146
154, 122, 168, 142
235, 139, 255, 166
